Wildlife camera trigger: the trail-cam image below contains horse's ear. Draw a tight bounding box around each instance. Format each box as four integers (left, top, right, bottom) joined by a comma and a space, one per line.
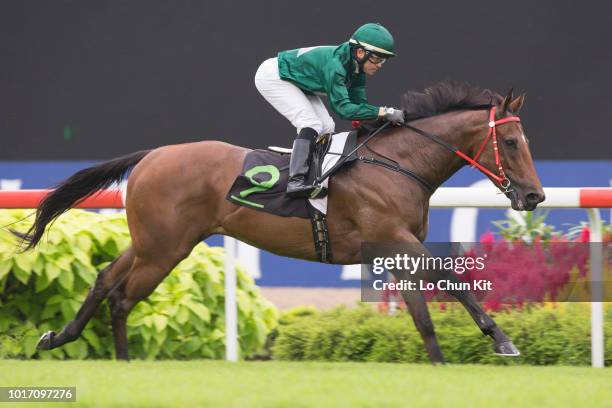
500, 88, 514, 113
508, 93, 526, 114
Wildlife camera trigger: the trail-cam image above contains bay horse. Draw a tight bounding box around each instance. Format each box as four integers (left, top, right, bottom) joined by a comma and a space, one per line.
17, 82, 544, 362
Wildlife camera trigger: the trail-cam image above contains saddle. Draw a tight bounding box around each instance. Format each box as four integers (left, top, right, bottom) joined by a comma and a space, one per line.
225, 131, 359, 263
226, 131, 358, 219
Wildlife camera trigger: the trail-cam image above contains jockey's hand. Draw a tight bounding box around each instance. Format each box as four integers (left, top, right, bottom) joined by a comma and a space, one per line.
380, 107, 406, 125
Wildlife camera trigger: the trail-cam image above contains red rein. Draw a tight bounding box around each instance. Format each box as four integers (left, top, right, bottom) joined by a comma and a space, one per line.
354, 107, 521, 191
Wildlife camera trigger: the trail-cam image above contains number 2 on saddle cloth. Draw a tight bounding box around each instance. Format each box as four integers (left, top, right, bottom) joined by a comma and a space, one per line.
225, 132, 357, 219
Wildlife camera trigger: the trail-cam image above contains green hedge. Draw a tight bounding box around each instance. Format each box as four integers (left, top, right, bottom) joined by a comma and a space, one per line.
0, 209, 278, 360
273, 304, 612, 366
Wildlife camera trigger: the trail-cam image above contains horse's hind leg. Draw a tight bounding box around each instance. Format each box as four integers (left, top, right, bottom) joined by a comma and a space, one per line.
37, 247, 135, 351
108, 242, 200, 360
108, 285, 130, 360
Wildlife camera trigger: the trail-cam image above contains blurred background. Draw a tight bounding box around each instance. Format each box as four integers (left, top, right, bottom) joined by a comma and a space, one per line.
1, 1, 611, 306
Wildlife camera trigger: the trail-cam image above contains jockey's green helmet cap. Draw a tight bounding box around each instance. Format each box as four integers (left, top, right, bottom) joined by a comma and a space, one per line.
349, 23, 395, 57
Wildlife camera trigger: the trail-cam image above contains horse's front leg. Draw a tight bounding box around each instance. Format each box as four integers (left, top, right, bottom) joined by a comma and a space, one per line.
423, 265, 519, 356
399, 240, 519, 357
381, 233, 445, 364
391, 274, 446, 364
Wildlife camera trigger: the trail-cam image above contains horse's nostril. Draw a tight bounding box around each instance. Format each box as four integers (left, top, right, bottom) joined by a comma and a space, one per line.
526, 192, 544, 204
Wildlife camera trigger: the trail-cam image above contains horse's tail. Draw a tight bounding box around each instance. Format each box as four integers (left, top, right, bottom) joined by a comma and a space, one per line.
13, 149, 152, 250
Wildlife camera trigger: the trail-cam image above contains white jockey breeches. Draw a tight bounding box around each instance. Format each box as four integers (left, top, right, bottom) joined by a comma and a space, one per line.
254, 57, 335, 136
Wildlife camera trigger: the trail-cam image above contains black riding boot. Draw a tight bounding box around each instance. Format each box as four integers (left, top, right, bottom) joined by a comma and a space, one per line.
287, 128, 327, 198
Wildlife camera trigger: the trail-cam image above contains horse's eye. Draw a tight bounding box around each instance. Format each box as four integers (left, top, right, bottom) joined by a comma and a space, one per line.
504, 139, 517, 147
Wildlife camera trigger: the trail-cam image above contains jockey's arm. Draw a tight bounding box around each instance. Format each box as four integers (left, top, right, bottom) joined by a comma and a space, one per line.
347, 77, 403, 123
333, 85, 404, 123
324, 66, 379, 121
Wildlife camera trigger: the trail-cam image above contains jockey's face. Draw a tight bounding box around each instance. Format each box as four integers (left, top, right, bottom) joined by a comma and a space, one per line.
356, 48, 385, 76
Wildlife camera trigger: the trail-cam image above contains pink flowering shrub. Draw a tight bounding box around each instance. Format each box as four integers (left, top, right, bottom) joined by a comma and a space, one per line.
468, 211, 610, 310
465, 235, 591, 310
379, 211, 610, 312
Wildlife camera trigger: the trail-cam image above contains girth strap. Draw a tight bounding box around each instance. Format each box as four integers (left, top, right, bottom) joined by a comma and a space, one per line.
309, 208, 332, 263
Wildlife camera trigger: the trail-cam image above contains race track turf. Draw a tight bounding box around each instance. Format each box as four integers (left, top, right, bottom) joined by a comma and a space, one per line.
0, 360, 610, 407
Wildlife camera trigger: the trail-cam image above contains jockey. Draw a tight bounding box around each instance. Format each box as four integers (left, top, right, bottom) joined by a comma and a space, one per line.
255, 23, 405, 198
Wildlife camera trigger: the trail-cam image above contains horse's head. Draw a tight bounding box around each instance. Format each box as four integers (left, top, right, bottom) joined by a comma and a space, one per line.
398, 82, 545, 210
472, 89, 545, 211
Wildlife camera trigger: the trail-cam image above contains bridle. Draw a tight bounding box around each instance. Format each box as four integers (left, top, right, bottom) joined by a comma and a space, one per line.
402, 105, 521, 193
455, 106, 520, 192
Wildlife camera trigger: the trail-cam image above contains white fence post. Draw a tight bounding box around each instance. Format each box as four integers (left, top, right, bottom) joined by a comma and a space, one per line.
587, 209, 604, 368
224, 236, 238, 362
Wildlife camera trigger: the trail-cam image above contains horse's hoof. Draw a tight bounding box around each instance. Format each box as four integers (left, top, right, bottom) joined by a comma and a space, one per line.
494, 340, 520, 356
37, 331, 56, 350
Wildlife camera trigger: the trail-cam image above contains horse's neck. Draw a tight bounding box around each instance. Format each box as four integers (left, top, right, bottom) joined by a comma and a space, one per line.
384, 110, 485, 192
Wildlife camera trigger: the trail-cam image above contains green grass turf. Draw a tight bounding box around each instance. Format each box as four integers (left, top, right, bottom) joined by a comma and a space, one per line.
0, 360, 610, 407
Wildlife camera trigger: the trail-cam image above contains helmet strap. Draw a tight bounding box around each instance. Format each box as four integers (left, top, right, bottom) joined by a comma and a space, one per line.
351, 44, 371, 74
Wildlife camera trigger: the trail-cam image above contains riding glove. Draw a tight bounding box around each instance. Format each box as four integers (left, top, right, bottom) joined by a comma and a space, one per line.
380, 107, 406, 124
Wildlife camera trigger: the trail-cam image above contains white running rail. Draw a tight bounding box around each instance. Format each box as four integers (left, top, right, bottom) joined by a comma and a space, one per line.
1, 187, 609, 366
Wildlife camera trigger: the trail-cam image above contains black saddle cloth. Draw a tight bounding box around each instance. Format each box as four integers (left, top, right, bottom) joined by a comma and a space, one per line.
225, 131, 358, 218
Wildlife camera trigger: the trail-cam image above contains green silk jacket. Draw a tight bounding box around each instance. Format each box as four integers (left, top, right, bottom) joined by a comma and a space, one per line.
277, 42, 380, 120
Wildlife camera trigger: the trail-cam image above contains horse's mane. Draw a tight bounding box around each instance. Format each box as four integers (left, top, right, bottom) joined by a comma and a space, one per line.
401, 81, 503, 121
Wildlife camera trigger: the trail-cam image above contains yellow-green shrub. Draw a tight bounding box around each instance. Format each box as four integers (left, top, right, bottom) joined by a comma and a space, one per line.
0, 210, 277, 360
273, 304, 611, 365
